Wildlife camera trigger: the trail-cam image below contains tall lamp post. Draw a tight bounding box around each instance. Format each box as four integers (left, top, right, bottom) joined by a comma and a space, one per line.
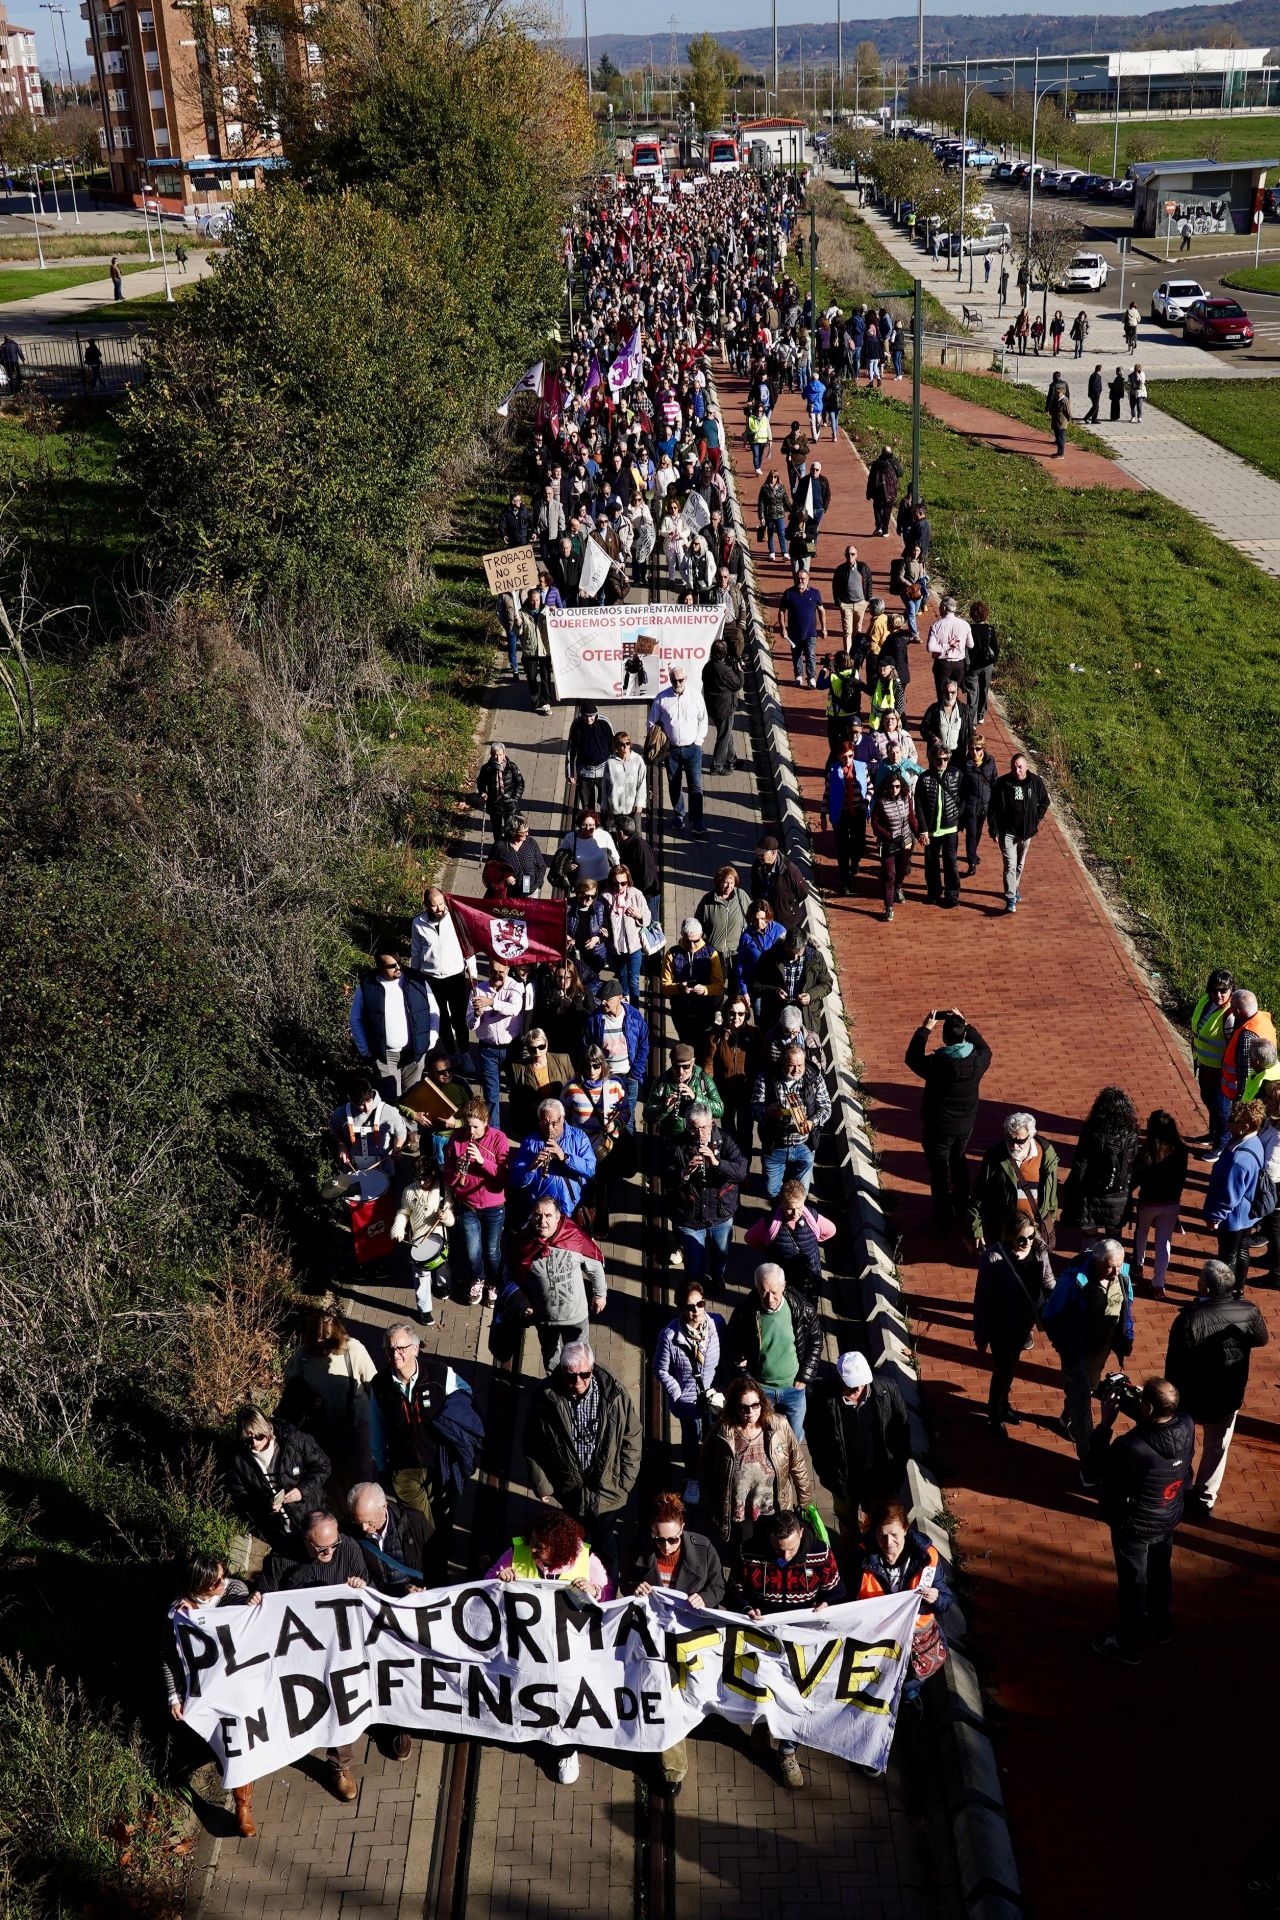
957, 63, 1010, 289
1024, 57, 1064, 319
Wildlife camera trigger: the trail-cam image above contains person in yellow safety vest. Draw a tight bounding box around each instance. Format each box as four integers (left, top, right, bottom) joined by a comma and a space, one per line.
745, 402, 773, 474
1189, 968, 1234, 1157
1242, 1040, 1280, 1107
487, 1510, 613, 1789
824, 649, 863, 755
1220, 990, 1277, 1112
914, 743, 963, 908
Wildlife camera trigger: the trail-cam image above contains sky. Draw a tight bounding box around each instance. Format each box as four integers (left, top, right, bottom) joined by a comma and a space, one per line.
6, 0, 1240, 83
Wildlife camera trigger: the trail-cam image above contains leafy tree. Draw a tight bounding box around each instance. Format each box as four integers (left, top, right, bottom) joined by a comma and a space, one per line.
854, 38, 881, 84
684, 32, 732, 134
52, 105, 104, 171
597, 51, 620, 85
1125, 131, 1158, 165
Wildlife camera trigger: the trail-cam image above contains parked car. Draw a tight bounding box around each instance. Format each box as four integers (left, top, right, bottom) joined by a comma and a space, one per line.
1183, 296, 1254, 348
968, 200, 996, 223
1052, 168, 1086, 193
940, 220, 1012, 257
1150, 278, 1207, 324
1058, 251, 1109, 291
1068, 173, 1103, 197
992, 161, 1017, 183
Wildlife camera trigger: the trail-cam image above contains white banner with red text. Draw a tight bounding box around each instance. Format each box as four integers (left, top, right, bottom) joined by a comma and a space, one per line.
174, 1581, 920, 1785
546, 604, 725, 702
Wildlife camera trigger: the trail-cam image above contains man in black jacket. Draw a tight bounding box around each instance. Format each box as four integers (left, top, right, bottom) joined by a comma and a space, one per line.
906, 1009, 992, 1231
750, 834, 809, 932
914, 744, 965, 910
807, 1351, 913, 1541
500, 492, 532, 547
702, 638, 744, 776
227, 1408, 331, 1548
342, 1482, 432, 1760
1165, 1258, 1268, 1511
524, 1342, 642, 1577
662, 1102, 748, 1289
987, 751, 1051, 915
1091, 1377, 1194, 1665
258, 1510, 369, 1799
866, 446, 902, 536
370, 1325, 484, 1569
724, 1264, 823, 1440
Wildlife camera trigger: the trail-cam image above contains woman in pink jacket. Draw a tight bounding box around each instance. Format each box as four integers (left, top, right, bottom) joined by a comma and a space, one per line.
744, 1178, 836, 1308
444, 1100, 512, 1305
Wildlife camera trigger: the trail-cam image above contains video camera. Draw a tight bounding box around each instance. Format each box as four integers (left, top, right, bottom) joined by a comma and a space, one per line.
1095, 1371, 1144, 1420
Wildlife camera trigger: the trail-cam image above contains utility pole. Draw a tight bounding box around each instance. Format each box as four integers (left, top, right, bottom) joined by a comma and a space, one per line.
772, 0, 778, 104
917, 0, 924, 83
836, 0, 843, 107
39, 2, 67, 95
583, 0, 593, 104
809, 203, 817, 329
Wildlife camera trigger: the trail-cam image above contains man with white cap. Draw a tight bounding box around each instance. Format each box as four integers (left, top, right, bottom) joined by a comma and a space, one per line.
660, 918, 725, 1048
807, 1350, 914, 1542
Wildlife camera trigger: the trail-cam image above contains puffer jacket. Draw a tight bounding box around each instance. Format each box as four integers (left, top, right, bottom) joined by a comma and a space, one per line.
654, 1310, 725, 1411
723, 1290, 824, 1385
1165, 1294, 1269, 1423
914, 766, 964, 837
700, 1414, 815, 1543
1099, 1414, 1195, 1540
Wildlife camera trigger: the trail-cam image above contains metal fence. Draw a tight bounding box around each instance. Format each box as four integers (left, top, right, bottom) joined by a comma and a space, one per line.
0, 329, 147, 403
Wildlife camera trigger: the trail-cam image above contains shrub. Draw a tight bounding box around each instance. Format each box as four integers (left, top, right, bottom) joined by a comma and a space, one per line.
0, 1657, 187, 1919
184, 1220, 297, 1428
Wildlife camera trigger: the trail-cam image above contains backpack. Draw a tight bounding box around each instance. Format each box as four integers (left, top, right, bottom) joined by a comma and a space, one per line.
1252, 1157, 1277, 1222
1040, 1264, 1086, 1330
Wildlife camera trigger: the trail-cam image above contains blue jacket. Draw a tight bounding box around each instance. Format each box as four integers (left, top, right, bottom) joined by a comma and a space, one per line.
585, 1002, 650, 1082
509, 1124, 597, 1212
1204, 1132, 1264, 1231
654, 1311, 725, 1412
735, 921, 786, 994
349, 970, 439, 1063
827, 761, 869, 826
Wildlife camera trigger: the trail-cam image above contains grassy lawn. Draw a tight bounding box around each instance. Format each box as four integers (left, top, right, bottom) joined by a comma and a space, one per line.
920, 364, 1118, 456
48, 278, 200, 325
1004, 114, 1280, 180
841, 388, 1280, 1010
1222, 261, 1280, 295
1146, 377, 1280, 485
0, 259, 151, 304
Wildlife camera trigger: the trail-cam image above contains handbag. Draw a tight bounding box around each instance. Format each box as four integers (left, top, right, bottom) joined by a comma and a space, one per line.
643, 721, 669, 767
910, 1609, 949, 1681
640, 919, 667, 957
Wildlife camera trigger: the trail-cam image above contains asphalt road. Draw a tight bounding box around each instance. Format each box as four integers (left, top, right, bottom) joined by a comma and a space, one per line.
971, 176, 1280, 361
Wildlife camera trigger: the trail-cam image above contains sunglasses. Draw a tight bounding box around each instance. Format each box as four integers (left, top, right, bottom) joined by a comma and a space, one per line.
530, 1042, 548, 1052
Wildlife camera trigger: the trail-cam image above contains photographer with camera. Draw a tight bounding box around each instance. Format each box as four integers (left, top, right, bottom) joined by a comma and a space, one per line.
906, 1008, 992, 1234
1089, 1375, 1194, 1666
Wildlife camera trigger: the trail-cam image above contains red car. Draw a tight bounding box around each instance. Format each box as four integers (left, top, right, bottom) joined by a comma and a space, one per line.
1183, 297, 1254, 348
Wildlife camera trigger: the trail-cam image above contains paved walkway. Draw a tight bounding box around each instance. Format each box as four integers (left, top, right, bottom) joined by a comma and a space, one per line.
193, 576, 951, 1918
0, 253, 210, 334
919, 384, 1143, 489
1086, 401, 1280, 575
720, 368, 1280, 1920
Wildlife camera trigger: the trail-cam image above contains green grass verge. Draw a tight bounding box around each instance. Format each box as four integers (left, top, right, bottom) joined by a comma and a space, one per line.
920, 364, 1118, 457
841, 387, 1280, 1008
48, 278, 200, 325
998, 113, 1280, 181
1221, 261, 1280, 295
0, 406, 134, 626
811, 183, 955, 331
0, 259, 151, 304
1147, 377, 1280, 486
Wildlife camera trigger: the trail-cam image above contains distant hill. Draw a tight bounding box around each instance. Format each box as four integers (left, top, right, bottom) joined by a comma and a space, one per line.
577, 0, 1280, 70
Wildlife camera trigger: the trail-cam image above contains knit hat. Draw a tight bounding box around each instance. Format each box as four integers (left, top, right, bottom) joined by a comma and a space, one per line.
838, 1351, 873, 1390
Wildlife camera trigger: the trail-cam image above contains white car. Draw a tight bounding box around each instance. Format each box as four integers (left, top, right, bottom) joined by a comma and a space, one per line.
968, 200, 995, 224
1059, 251, 1109, 291
1150, 278, 1207, 325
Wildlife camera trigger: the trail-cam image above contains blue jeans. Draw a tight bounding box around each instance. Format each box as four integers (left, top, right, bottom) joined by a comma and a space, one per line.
790, 633, 817, 682
616, 949, 643, 1006
676, 1217, 734, 1288
762, 1384, 808, 1442
766, 517, 786, 558
762, 1143, 814, 1199
476, 1043, 505, 1121
752, 442, 765, 473
666, 743, 703, 830
459, 1205, 505, 1290
676, 1410, 708, 1478
827, 411, 840, 440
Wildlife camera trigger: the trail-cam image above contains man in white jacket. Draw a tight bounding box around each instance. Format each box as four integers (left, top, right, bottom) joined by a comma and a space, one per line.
648, 667, 708, 840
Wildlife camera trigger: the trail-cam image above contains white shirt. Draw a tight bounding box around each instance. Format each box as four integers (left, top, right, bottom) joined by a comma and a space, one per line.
559, 826, 620, 884
605, 750, 646, 821
381, 978, 409, 1052
927, 613, 973, 665
648, 685, 708, 749
410, 908, 473, 980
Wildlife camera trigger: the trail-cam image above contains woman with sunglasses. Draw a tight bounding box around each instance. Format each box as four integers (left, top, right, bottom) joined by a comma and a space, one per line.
227, 1405, 332, 1548
625, 1493, 726, 1797
655, 1279, 728, 1504
972, 1219, 1056, 1434
702, 993, 759, 1161
701, 1372, 814, 1555
508, 1023, 577, 1140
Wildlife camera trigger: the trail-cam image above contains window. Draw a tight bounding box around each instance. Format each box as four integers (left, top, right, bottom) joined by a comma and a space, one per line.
137, 8, 154, 25
116, 124, 132, 144
153, 126, 170, 146
211, 4, 230, 22
104, 48, 124, 70
148, 86, 164, 107
144, 48, 159, 66
305, 40, 320, 64
220, 83, 238, 109
107, 85, 128, 107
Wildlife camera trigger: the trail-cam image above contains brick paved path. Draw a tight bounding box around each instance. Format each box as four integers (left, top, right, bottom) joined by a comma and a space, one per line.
918, 384, 1144, 491
194, 569, 951, 1917
721, 367, 1280, 1920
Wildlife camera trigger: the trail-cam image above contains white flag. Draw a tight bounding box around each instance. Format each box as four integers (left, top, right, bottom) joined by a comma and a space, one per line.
607, 327, 643, 394
496, 362, 544, 418
577, 536, 614, 600
679, 491, 711, 534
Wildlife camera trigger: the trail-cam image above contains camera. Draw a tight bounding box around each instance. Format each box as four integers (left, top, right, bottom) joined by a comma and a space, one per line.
1095, 1371, 1143, 1418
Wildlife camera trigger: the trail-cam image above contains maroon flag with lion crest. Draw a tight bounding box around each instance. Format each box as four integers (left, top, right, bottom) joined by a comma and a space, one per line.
447, 895, 567, 967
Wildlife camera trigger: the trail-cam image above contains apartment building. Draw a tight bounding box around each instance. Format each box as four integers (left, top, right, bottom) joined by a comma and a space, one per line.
1, 9, 46, 118
80, 0, 309, 208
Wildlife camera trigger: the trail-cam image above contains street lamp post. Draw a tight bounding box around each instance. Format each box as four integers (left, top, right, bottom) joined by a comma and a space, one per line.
64, 160, 81, 229
874, 280, 924, 505
144, 191, 174, 302
1025, 58, 1064, 323
30, 194, 46, 269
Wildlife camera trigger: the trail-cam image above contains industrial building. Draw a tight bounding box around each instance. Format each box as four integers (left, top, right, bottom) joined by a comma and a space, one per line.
1128, 156, 1277, 238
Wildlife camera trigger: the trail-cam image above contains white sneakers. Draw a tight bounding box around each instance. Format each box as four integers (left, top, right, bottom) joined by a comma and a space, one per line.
556, 1751, 580, 1785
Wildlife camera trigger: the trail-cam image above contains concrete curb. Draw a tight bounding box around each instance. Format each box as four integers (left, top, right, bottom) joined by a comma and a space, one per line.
714, 376, 1024, 1919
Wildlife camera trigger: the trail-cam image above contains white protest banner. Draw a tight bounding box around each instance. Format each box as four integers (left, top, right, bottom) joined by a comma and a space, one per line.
482, 545, 539, 597
546, 604, 725, 702
576, 535, 615, 602
173, 1582, 920, 1788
